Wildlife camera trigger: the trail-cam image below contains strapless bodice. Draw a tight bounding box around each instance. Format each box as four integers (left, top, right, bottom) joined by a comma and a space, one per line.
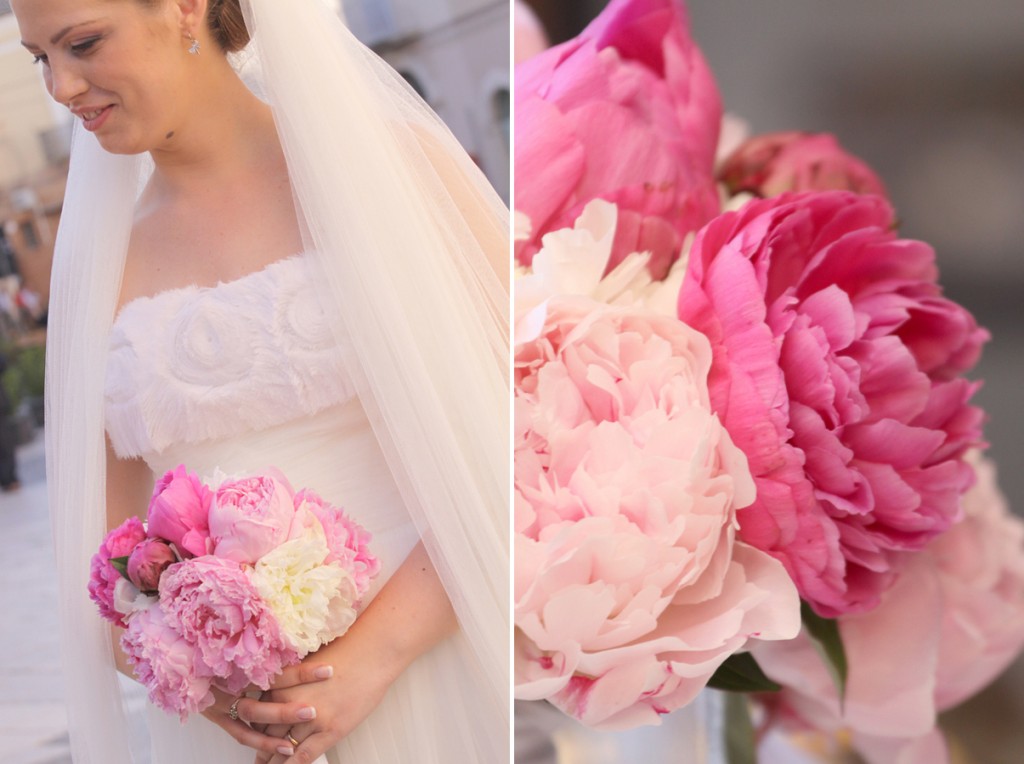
105, 254, 357, 460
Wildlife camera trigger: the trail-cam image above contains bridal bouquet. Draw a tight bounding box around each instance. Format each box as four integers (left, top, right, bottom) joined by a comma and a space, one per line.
513, 0, 1024, 760
88, 465, 380, 719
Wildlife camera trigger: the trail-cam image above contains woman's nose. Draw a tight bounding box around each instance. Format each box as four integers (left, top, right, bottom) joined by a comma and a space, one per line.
46, 60, 88, 107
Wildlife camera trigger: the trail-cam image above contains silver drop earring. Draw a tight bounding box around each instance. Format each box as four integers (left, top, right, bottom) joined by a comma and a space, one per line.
187, 32, 200, 56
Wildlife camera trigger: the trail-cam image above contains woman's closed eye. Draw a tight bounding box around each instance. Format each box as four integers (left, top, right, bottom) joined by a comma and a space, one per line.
70, 36, 102, 55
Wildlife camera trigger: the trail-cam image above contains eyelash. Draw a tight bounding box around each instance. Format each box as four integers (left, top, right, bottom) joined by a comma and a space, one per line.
31, 36, 101, 66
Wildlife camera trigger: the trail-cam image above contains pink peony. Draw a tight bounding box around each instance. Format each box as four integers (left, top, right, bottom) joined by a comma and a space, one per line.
514, 0, 549, 65
127, 539, 177, 593
929, 454, 1024, 710
120, 605, 214, 720
515, 0, 721, 279
514, 297, 799, 729
160, 556, 300, 695
719, 131, 887, 199
208, 470, 304, 564
678, 190, 988, 616
147, 465, 213, 558
752, 453, 1024, 764
294, 489, 380, 599
88, 516, 147, 628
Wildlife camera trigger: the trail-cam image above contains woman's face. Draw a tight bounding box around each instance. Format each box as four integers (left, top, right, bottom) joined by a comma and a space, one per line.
12, 0, 193, 155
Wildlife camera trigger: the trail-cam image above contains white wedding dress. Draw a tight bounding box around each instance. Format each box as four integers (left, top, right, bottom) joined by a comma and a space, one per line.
104, 253, 497, 763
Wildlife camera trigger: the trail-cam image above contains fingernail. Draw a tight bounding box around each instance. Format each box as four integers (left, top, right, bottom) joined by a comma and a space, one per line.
314, 666, 333, 679
277, 746, 295, 756
298, 706, 317, 720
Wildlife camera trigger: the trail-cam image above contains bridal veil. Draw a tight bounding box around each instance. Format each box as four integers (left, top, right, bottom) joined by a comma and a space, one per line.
45, 0, 510, 760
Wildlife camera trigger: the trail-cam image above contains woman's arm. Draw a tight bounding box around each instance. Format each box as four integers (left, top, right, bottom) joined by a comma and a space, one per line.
256, 541, 458, 764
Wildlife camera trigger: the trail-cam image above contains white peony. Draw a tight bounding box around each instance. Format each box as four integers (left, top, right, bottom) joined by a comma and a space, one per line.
250, 525, 358, 655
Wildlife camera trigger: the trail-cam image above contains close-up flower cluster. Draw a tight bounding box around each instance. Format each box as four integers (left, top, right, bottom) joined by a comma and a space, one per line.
513, 0, 1024, 760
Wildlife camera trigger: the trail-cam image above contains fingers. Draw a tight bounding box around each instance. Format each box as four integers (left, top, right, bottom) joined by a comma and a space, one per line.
283, 730, 334, 764
268, 662, 334, 690
233, 696, 317, 728
209, 716, 298, 759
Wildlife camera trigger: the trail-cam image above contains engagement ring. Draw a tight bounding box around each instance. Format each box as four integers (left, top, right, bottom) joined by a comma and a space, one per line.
228, 697, 241, 722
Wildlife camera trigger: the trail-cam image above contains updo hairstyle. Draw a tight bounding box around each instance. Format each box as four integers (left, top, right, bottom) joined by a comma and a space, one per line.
205, 0, 250, 53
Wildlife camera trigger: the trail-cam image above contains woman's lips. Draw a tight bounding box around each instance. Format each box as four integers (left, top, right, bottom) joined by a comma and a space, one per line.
80, 105, 113, 132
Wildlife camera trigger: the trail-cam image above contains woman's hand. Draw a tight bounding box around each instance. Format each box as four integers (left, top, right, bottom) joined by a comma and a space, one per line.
200, 661, 335, 759
253, 630, 401, 764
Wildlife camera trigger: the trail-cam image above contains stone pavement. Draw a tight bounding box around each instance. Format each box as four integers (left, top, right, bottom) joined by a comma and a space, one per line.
0, 430, 71, 764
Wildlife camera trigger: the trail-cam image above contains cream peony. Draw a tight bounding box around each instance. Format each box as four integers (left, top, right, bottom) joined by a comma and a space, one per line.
250, 525, 358, 655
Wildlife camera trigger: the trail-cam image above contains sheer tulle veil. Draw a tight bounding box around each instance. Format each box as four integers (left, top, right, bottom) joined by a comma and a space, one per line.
45, 0, 510, 760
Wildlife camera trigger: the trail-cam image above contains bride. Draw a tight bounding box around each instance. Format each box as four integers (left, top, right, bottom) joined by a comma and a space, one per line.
11, 0, 509, 762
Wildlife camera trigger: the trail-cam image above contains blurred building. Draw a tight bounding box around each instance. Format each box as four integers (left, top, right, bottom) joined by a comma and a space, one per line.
344, 0, 510, 200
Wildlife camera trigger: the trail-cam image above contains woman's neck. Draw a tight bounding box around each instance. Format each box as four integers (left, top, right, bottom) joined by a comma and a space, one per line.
144, 55, 280, 202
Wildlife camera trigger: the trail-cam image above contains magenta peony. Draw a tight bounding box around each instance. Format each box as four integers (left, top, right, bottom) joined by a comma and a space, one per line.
514, 297, 800, 729
678, 190, 988, 616
515, 0, 721, 279
719, 131, 887, 199
294, 489, 380, 599
127, 539, 177, 593
751, 453, 1024, 764
147, 465, 213, 558
121, 606, 214, 720
160, 556, 299, 695
88, 516, 147, 628
208, 469, 304, 564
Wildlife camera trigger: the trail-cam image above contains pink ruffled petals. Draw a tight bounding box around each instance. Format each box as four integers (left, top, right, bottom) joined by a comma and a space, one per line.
680, 190, 987, 616
514, 297, 799, 729
515, 0, 721, 278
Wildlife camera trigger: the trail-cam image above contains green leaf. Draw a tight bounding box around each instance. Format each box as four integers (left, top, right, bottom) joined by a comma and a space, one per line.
724, 692, 757, 764
801, 601, 848, 704
109, 555, 132, 582
708, 652, 781, 694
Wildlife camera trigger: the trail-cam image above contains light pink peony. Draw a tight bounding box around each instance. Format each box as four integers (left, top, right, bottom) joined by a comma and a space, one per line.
719, 131, 887, 199
127, 539, 177, 593
515, 0, 721, 280
208, 470, 305, 564
294, 489, 380, 599
514, 1, 549, 64
514, 297, 799, 729
120, 605, 214, 720
752, 453, 1024, 764
147, 465, 213, 558
88, 516, 147, 628
160, 556, 300, 695
678, 190, 988, 616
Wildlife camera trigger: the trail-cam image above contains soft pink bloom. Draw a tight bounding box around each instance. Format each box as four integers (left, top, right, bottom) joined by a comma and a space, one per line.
294, 489, 380, 599
120, 605, 214, 720
719, 131, 887, 199
752, 454, 1024, 764
208, 470, 305, 564
515, 0, 721, 280
930, 454, 1024, 709
88, 516, 147, 628
127, 539, 177, 593
147, 465, 213, 558
514, 1, 549, 64
678, 191, 988, 616
160, 556, 299, 695
514, 297, 800, 729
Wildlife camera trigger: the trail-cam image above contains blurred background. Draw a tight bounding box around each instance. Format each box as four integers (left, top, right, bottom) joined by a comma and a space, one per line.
0, 0, 506, 760
519, 0, 1024, 762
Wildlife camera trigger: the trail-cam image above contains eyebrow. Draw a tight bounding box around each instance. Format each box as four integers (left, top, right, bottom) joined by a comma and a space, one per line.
21, 21, 99, 50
